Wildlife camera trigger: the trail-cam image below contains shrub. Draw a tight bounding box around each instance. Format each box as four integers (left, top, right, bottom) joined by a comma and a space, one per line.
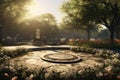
71, 46, 120, 80
0, 48, 28, 63
70, 40, 120, 49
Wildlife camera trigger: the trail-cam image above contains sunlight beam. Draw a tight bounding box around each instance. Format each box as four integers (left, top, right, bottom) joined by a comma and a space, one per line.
25, 1, 41, 19
20, 0, 68, 23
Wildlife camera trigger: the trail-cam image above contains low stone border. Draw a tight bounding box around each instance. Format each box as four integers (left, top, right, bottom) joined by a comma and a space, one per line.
41, 53, 82, 63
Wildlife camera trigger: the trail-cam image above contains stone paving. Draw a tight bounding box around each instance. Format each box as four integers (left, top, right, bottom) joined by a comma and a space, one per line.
10, 50, 104, 75
1, 45, 105, 78
41, 53, 82, 63
2, 45, 74, 50
1, 45, 120, 79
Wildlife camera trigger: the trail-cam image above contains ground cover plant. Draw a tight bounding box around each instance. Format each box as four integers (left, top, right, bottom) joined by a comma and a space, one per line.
70, 46, 120, 80
0, 48, 28, 63
0, 46, 120, 80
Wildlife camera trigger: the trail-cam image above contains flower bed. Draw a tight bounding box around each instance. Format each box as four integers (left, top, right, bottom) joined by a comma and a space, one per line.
0, 48, 28, 63
70, 47, 120, 59
68, 39, 120, 49
0, 62, 120, 80
70, 46, 120, 80
0, 46, 120, 80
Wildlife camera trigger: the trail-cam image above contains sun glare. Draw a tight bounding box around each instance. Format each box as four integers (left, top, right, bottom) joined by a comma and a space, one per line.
25, 1, 41, 19
27, 5, 41, 17
20, 0, 67, 23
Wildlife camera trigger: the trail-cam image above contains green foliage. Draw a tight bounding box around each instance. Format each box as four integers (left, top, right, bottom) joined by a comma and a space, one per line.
61, 0, 100, 40
0, 46, 119, 80
0, 0, 32, 43
0, 48, 28, 63
70, 46, 120, 80
61, 0, 82, 29
81, 0, 120, 42
71, 45, 120, 59
68, 39, 120, 49
0, 62, 120, 80
61, 0, 120, 42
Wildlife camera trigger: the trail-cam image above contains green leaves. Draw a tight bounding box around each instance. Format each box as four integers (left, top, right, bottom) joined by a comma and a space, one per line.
61, 0, 120, 41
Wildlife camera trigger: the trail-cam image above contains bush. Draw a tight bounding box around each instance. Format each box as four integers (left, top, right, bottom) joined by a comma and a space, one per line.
70, 46, 120, 80
71, 46, 120, 59
0, 48, 28, 63
69, 39, 120, 49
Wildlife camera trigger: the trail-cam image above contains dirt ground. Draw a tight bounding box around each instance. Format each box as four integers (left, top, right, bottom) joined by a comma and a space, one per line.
10, 50, 104, 77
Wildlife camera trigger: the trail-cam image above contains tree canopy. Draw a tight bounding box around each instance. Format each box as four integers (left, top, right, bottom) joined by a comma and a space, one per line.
61, 0, 120, 42
0, 0, 31, 43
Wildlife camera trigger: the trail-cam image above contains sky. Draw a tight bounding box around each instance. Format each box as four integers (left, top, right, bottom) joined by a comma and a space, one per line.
25, 0, 68, 23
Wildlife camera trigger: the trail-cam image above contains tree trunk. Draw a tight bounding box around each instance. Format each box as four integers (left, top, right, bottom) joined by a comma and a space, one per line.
116, 26, 120, 39
0, 15, 4, 45
86, 26, 91, 40
0, 24, 4, 45
116, 31, 120, 39
109, 28, 115, 43
0, 21, 3, 44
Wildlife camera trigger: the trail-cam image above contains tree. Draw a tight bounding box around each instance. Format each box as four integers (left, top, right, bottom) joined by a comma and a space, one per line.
97, 29, 110, 39
115, 17, 120, 39
81, 0, 120, 43
61, 0, 82, 31
61, 0, 96, 40
38, 13, 58, 39
0, 0, 31, 44
61, 0, 120, 42
22, 13, 58, 40
60, 16, 74, 31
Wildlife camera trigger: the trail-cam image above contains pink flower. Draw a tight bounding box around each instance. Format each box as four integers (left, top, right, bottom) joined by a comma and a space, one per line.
117, 75, 120, 80
11, 76, 18, 80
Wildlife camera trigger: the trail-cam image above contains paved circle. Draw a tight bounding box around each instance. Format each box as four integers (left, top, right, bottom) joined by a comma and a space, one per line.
25, 59, 38, 64
41, 53, 82, 63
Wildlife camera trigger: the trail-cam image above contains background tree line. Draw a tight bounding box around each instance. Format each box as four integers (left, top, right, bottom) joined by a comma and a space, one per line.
0, 0, 120, 44
61, 0, 120, 43
0, 0, 58, 42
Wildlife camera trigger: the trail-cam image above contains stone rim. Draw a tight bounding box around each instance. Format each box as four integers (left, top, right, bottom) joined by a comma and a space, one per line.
41, 53, 82, 63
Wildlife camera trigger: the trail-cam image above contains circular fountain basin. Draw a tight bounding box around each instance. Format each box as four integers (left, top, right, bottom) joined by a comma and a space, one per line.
41, 53, 82, 63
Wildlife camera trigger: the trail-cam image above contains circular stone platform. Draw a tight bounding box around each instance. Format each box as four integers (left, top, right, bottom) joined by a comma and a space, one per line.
41, 53, 82, 63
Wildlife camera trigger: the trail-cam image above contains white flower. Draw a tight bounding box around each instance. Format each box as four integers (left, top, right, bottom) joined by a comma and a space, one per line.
105, 66, 113, 73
